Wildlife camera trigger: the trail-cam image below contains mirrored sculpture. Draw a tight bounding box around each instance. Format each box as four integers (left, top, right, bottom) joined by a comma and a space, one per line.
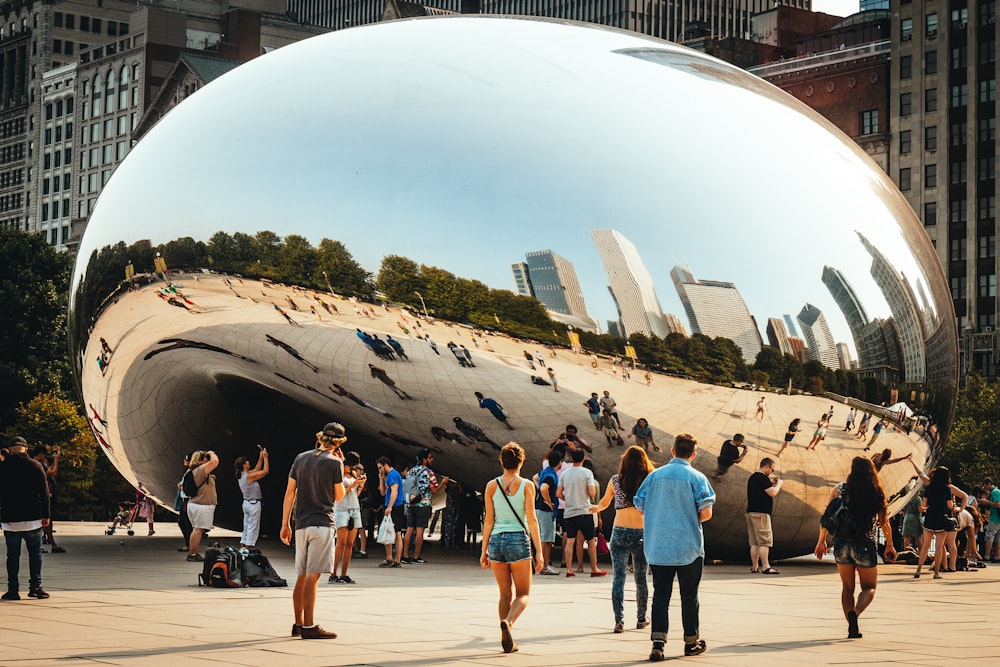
70, 17, 956, 559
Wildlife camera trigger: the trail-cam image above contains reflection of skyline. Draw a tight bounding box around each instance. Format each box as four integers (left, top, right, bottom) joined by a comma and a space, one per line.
511, 249, 598, 332
671, 265, 762, 363
591, 229, 674, 339
796, 304, 839, 370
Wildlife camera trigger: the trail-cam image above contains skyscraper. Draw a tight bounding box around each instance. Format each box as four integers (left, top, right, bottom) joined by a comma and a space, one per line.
591, 229, 672, 339
766, 317, 793, 355
796, 303, 840, 370
511, 262, 533, 298
671, 265, 763, 363
511, 249, 597, 331
783, 314, 801, 338
821, 265, 891, 370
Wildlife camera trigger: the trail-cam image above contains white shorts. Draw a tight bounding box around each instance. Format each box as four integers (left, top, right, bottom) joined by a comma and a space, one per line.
295, 525, 335, 575
186, 502, 216, 531
335, 508, 362, 530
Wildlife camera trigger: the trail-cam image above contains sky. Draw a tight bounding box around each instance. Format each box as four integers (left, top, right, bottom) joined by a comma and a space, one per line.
812, 1, 860, 18
75, 16, 943, 363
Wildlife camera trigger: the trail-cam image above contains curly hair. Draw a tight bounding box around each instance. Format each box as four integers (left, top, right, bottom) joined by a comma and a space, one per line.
618, 445, 655, 501
843, 456, 887, 528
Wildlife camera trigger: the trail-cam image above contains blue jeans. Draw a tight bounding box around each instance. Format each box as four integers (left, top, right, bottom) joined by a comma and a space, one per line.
610, 527, 648, 624
650, 558, 702, 643
5, 528, 43, 592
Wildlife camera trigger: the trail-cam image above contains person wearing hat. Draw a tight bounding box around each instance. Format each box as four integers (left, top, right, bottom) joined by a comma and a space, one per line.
0, 436, 52, 600
280, 422, 346, 639
330, 451, 365, 584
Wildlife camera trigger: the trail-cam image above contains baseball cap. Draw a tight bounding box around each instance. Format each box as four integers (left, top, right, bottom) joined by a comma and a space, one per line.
9, 436, 27, 448
322, 422, 345, 438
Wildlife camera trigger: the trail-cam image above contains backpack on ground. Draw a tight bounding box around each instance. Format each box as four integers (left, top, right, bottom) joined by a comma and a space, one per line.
242, 549, 288, 587
199, 545, 243, 588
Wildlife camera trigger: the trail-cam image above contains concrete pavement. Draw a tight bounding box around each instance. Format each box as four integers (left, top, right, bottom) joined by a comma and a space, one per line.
1, 522, 998, 665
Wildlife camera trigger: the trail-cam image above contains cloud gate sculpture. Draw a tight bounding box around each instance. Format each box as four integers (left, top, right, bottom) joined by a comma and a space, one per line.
69, 17, 956, 559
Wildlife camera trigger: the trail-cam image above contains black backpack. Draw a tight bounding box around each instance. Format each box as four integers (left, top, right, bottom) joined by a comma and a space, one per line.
182, 469, 202, 498
199, 545, 243, 588
242, 549, 288, 587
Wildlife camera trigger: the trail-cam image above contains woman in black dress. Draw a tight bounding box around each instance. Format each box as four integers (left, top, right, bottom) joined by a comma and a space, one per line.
914, 466, 955, 579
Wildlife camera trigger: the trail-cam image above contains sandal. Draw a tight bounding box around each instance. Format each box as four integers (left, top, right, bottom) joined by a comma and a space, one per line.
749, 568, 759, 574
761, 567, 780, 575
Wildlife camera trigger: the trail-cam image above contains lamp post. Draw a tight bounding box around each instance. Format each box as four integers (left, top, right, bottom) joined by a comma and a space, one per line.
414, 291, 429, 318
321, 271, 335, 297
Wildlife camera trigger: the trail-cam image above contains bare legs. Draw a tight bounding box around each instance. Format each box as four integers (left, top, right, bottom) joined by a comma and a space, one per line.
837, 563, 877, 638
490, 559, 533, 652
292, 572, 321, 626
333, 526, 358, 578
915, 529, 945, 577
750, 545, 771, 572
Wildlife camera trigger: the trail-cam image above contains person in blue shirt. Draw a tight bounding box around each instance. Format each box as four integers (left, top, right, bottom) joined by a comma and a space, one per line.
634, 433, 715, 661
375, 457, 406, 568
475, 392, 514, 430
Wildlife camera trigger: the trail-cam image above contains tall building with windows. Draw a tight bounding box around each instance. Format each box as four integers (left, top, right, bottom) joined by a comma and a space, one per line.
592, 229, 672, 339
511, 249, 597, 331
890, 0, 998, 381
796, 303, 840, 369
766, 316, 794, 355
671, 265, 763, 363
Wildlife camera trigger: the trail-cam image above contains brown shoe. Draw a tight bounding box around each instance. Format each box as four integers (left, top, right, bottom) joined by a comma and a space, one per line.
300, 625, 337, 640
291, 624, 301, 637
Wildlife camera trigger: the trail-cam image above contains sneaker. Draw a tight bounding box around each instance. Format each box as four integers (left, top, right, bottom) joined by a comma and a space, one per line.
400, 557, 413, 564
291, 624, 301, 637
684, 640, 707, 656
540, 566, 560, 575
355, 551, 368, 559
328, 575, 341, 583
339, 575, 355, 584
299, 625, 337, 640
649, 641, 665, 662
412, 557, 426, 564
389, 561, 401, 568
637, 619, 650, 629
28, 588, 49, 599
377, 559, 394, 568
1, 591, 19, 601
186, 553, 204, 562
614, 622, 624, 633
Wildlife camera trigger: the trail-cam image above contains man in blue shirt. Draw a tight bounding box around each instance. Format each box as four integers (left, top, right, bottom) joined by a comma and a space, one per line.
634, 433, 715, 661
376, 457, 406, 568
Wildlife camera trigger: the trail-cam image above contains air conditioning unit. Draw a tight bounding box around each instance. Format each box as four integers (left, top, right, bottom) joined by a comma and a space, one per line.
990, 16, 997, 24
959, 21, 967, 28
928, 28, 938, 37
902, 33, 912, 41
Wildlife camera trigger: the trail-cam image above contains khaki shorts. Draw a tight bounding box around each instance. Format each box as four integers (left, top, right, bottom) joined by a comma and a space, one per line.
186, 502, 216, 531
295, 525, 335, 575
746, 512, 773, 548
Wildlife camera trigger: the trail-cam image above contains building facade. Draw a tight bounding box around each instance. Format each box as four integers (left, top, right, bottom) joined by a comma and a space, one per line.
797, 302, 840, 369
671, 264, 763, 363
592, 229, 672, 339
511, 249, 597, 331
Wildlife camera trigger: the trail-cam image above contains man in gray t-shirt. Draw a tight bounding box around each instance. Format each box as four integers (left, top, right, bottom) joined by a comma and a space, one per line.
557, 448, 605, 576
281, 422, 346, 640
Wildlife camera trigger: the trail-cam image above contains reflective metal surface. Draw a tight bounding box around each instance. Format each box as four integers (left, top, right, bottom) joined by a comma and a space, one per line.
69, 17, 956, 558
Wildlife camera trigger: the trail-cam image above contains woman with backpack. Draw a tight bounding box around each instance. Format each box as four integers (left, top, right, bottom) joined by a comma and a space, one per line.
814, 456, 897, 639
480, 442, 544, 654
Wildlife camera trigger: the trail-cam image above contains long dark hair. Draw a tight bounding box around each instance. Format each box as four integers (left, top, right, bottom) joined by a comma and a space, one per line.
928, 466, 951, 489
618, 445, 654, 501
843, 456, 887, 527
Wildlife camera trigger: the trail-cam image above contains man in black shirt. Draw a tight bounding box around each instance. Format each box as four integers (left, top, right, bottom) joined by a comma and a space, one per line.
711, 433, 748, 481
747, 458, 783, 574
0, 436, 51, 600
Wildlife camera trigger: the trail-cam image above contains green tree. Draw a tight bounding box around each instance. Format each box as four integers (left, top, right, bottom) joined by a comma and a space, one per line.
377, 255, 424, 305
11, 394, 96, 518
315, 239, 372, 297
276, 234, 317, 286
158, 236, 207, 271
0, 227, 73, 426
943, 373, 1000, 486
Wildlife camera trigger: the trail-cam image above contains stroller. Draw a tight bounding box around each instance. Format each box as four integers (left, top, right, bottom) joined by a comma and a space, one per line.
106, 500, 139, 536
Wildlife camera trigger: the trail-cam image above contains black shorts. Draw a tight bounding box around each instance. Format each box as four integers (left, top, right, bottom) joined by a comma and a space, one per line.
389, 503, 406, 531
563, 513, 596, 541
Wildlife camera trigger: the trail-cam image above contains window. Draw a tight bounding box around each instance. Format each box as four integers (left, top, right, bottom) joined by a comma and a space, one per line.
981, 79, 996, 102
65, 122, 72, 139
861, 109, 879, 134
900, 92, 912, 116
952, 84, 968, 107
62, 200, 69, 219
953, 46, 968, 69
41, 203, 48, 222
925, 164, 937, 188
951, 237, 968, 261
980, 1, 996, 25
924, 201, 937, 226
953, 7, 969, 27
900, 167, 911, 190
951, 159, 966, 183
43, 153, 50, 169
980, 157, 996, 181
980, 40, 997, 64
925, 88, 938, 112
54, 12, 63, 28
92, 19, 102, 34
102, 145, 113, 165
901, 18, 913, 40
954, 121, 968, 145
43, 128, 51, 145
42, 179, 49, 195
66, 15, 74, 30
104, 119, 113, 138
116, 141, 127, 160
980, 273, 997, 297
108, 21, 117, 37
981, 198, 997, 221
901, 55, 912, 79
80, 16, 89, 32
52, 175, 59, 193
927, 13, 938, 36
981, 118, 996, 142
925, 126, 938, 151
926, 50, 937, 75
952, 198, 968, 222
951, 276, 967, 299
900, 130, 912, 153
90, 123, 99, 142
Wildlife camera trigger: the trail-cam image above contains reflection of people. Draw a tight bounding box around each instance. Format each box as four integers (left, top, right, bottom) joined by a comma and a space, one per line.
475, 392, 514, 430
777, 419, 800, 457
814, 457, 897, 639
712, 434, 747, 480
480, 442, 544, 654
368, 364, 411, 399
634, 434, 714, 660
754, 396, 766, 421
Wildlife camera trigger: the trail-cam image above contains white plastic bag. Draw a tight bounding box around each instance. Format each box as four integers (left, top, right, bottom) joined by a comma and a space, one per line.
376, 515, 396, 545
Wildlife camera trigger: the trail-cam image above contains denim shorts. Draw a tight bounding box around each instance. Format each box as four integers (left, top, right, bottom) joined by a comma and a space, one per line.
335, 508, 362, 530
487, 531, 531, 563
833, 538, 878, 568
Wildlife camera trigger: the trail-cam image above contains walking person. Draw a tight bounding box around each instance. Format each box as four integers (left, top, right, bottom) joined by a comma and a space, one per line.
280, 422, 346, 639
235, 447, 269, 549
863, 419, 888, 451
480, 442, 544, 654
805, 414, 830, 450
814, 456, 897, 639
0, 436, 51, 600
855, 412, 872, 441
747, 458, 783, 574
330, 451, 365, 584
634, 433, 715, 660
589, 445, 655, 633
843, 407, 857, 432
777, 418, 801, 457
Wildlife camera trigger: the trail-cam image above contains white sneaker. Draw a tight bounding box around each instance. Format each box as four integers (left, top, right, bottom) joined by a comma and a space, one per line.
540, 566, 560, 575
